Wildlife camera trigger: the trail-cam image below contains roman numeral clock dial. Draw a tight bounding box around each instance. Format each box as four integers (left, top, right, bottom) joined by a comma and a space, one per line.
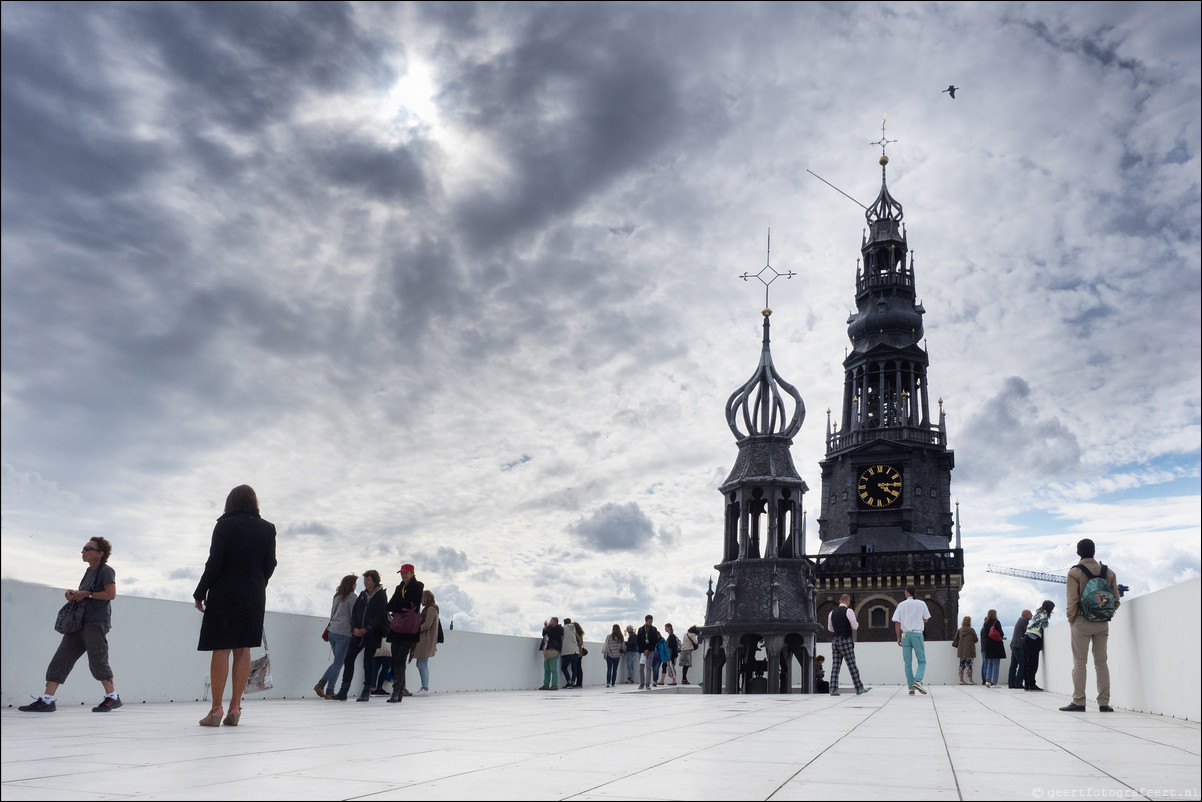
857, 464, 903, 509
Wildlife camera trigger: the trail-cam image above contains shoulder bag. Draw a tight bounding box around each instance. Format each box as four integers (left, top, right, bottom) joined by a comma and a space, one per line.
54, 568, 104, 635
390, 607, 421, 635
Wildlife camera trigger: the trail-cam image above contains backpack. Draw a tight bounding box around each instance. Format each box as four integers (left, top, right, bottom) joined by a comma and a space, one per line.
1076, 563, 1117, 622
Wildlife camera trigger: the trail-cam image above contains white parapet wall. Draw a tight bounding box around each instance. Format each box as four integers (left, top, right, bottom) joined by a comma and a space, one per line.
4, 577, 1196, 720
0, 579, 606, 707
1042, 576, 1199, 720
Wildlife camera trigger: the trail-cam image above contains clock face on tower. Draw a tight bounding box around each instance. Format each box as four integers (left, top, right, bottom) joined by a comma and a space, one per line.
857, 464, 903, 509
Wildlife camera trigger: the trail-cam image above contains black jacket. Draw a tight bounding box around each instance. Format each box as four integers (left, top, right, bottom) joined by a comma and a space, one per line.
666, 633, 680, 659
542, 624, 564, 652
387, 578, 425, 645
625, 632, 639, 652
637, 624, 661, 653
352, 587, 390, 650
980, 619, 1007, 660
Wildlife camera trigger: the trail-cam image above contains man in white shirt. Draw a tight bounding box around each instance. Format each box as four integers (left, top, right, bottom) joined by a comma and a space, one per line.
891, 585, 931, 694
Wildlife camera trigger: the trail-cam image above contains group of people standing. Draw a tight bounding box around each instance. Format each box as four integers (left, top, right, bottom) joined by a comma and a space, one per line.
952, 609, 1007, 687
538, 614, 700, 690
314, 564, 440, 703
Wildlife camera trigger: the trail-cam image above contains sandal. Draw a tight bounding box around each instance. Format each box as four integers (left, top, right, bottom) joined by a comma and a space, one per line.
199, 706, 223, 727
223, 706, 241, 726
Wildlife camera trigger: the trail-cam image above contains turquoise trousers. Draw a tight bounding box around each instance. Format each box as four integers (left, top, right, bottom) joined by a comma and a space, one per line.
901, 632, 927, 689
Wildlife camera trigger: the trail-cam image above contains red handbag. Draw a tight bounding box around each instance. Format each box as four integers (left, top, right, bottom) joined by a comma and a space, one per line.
321, 626, 329, 642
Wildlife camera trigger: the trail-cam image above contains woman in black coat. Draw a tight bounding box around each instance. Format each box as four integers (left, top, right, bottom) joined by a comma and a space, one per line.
979, 609, 1007, 688
194, 485, 277, 727
340, 570, 389, 702
385, 563, 424, 702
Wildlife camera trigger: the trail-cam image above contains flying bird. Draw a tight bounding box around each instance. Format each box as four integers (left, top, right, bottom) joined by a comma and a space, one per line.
943, 85, 959, 99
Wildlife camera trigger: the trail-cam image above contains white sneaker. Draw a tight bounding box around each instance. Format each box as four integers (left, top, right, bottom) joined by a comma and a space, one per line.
913, 680, 927, 695
414, 689, 430, 697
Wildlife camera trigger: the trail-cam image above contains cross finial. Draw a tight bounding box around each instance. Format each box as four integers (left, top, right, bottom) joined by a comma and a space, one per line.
738, 228, 796, 310
869, 112, 897, 160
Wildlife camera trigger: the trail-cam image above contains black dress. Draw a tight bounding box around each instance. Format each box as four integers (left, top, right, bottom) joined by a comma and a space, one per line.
194, 511, 277, 651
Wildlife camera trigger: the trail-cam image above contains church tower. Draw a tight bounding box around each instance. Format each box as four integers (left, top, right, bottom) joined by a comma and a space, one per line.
814, 146, 963, 642
701, 259, 822, 694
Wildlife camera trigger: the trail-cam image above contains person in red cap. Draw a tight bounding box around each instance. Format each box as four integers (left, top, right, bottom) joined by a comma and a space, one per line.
385, 564, 424, 702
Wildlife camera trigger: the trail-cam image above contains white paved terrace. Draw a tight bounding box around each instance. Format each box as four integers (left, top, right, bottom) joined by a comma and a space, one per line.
3, 683, 1198, 801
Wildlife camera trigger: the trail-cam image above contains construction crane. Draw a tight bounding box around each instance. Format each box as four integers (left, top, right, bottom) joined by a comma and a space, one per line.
987, 565, 1128, 596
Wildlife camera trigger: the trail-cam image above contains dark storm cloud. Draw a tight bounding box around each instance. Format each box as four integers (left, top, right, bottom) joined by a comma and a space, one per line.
131, 2, 395, 132
569, 502, 657, 552
435, 9, 691, 251
959, 377, 1081, 485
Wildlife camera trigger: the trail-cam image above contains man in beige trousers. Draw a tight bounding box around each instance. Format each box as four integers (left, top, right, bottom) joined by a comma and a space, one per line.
1060, 538, 1120, 713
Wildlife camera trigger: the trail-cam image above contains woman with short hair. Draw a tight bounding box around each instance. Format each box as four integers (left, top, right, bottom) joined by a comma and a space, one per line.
386, 563, 423, 702
19, 537, 122, 713
194, 485, 278, 726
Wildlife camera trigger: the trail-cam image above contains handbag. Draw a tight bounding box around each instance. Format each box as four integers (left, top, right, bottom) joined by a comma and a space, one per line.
988, 623, 1003, 642
322, 625, 330, 642
54, 601, 86, 635
54, 568, 104, 634
390, 607, 420, 635
246, 630, 273, 693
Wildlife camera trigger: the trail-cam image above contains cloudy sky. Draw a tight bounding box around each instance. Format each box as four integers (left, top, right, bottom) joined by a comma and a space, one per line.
3, 1, 1199, 638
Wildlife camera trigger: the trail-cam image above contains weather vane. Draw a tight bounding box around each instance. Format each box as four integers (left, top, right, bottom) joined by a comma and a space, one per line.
738, 228, 795, 310
869, 112, 897, 158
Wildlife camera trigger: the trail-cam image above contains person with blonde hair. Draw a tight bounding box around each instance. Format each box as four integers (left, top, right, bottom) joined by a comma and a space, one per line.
954, 615, 978, 684
410, 589, 439, 697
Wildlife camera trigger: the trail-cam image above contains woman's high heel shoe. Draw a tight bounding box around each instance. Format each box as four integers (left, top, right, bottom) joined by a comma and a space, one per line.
223, 707, 241, 726
199, 707, 223, 727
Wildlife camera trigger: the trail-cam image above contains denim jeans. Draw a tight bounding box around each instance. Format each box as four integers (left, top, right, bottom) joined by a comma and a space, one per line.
560, 653, 580, 685
982, 657, 1001, 684
417, 657, 430, 689
604, 656, 620, 685
319, 632, 351, 692
624, 651, 637, 681
900, 631, 926, 689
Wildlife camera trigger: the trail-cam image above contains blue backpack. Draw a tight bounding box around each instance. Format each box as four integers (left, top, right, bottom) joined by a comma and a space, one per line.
1076, 563, 1117, 622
